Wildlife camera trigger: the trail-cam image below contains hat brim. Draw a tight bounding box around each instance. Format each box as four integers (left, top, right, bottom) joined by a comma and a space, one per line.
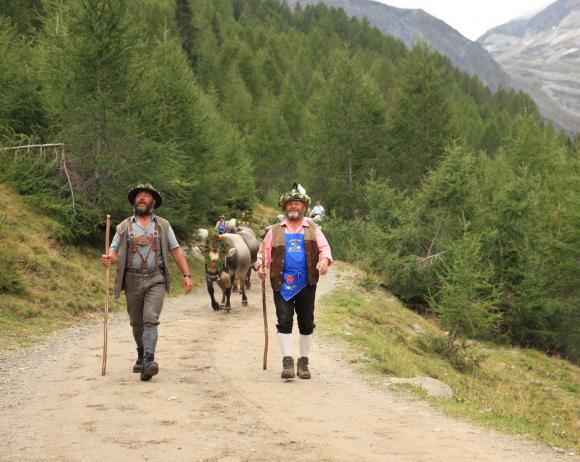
128, 187, 162, 209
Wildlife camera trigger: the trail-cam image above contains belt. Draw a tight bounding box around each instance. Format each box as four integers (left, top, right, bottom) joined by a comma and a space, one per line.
126, 268, 164, 275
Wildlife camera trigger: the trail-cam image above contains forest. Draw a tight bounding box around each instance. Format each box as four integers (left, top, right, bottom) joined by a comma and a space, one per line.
0, 0, 578, 361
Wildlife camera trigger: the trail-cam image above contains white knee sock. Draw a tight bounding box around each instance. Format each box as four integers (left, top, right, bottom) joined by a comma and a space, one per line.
299, 334, 313, 358
277, 333, 293, 357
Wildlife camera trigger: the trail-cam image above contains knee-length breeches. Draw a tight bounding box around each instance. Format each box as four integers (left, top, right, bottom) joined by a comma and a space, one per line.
273, 284, 317, 335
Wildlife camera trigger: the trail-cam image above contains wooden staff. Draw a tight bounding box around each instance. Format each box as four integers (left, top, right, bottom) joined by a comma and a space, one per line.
101, 214, 111, 376
261, 240, 268, 370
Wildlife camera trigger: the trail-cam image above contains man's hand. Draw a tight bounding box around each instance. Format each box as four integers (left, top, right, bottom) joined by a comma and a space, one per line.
101, 252, 117, 268
257, 265, 267, 281
316, 258, 329, 276
183, 276, 193, 294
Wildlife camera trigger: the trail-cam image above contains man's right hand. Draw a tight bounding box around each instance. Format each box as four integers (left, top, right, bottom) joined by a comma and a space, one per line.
101, 253, 115, 268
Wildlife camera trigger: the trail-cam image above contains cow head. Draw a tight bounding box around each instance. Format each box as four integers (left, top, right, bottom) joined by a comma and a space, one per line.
195, 230, 236, 282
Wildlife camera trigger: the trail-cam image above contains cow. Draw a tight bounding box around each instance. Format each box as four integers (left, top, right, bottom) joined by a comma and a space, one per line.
224, 218, 238, 233
235, 226, 259, 290
192, 230, 252, 313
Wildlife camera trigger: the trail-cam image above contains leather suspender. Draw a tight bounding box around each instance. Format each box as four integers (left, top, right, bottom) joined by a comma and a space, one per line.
128, 219, 159, 272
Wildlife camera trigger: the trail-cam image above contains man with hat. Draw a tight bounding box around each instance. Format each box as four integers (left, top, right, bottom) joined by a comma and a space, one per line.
256, 183, 333, 379
101, 184, 192, 381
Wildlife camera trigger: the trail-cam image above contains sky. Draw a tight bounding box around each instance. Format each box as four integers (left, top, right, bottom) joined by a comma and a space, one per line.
375, 0, 555, 40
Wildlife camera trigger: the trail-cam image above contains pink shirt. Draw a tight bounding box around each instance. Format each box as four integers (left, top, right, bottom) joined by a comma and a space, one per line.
256, 218, 333, 271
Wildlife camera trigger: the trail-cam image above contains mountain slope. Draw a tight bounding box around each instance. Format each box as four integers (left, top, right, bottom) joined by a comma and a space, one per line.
479, 0, 580, 132
287, 0, 512, 90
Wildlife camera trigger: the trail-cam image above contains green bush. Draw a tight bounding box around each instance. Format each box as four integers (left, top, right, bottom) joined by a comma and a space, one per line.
416, 334, 488, 373
383, 256, 435, 312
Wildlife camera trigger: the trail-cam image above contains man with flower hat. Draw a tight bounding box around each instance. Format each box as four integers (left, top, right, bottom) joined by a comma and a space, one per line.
256, 183, 333, 379
101, 184, 192, 381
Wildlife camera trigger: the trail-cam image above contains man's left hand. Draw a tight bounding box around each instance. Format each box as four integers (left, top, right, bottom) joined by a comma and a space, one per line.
183, 276, 193, 294
316, 258, 329, 276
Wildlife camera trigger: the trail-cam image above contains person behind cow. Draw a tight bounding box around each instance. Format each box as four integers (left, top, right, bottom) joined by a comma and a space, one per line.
309, 200, 325, 223
215, 215, 226, 234
256, 183, 333, 379
101, 184, 193, 381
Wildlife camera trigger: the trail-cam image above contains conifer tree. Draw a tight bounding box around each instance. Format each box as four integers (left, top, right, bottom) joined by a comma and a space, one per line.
430, 219, 502, 349
220, 66, 254, 133
0, 17, 25, 140
303, 49, 388, 216
387, 43, 456, 189
248, 96, 294, 194
175, 0, 197, 71
0, 17, 45, 140
36, 0, 148, 212
143, 28, 255, 230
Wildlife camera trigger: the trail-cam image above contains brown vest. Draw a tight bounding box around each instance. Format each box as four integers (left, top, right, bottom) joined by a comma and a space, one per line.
113, 216, 171, 299
269, 222, 320, 292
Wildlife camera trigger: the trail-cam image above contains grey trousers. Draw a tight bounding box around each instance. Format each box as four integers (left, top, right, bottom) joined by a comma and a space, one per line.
124, 271, 166, 355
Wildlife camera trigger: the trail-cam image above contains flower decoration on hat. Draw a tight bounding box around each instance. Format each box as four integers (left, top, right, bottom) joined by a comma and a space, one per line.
278, 183, 311, 209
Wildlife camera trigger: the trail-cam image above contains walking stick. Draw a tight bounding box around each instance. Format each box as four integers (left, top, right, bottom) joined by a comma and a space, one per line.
261, 240, 268, 370
101, 214, 111, 376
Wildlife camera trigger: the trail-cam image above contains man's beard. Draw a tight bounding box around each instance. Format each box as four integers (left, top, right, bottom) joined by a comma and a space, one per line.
285, 210, 303, 221
134, 204, 154, 216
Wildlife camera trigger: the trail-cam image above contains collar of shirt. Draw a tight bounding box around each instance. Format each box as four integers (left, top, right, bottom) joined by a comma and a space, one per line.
131, 214, 157, 232
281, 218, 310, 232
131, 214, 157, 221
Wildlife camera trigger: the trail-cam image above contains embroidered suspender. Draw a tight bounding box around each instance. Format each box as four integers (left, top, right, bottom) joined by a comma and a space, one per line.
128, 219, 159, 271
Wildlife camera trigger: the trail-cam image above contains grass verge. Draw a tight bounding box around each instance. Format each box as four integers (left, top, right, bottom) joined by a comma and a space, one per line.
318, 263, 579, 451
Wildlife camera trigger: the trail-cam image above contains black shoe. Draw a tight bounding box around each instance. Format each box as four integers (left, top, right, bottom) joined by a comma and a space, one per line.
133, 347, 144, 373
281, 356, 295, 379
297, 357, 311, 379
140, 353, 159, 381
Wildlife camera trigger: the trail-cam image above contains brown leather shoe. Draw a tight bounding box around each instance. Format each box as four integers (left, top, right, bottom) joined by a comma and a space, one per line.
297, 357, 311, 379
281, 356, 295, 379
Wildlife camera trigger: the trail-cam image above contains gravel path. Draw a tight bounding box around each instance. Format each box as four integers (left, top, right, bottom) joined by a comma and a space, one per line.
0, 267, 576, 461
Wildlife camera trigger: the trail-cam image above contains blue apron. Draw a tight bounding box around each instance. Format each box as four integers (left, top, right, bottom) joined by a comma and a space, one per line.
280, 233, 309, 301
217, 223, 226, 234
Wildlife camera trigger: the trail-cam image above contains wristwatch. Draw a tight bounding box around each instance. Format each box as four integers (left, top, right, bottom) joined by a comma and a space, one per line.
183, 274, 191, 278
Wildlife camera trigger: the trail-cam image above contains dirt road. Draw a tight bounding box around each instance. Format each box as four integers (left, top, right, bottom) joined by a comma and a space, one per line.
0, 267, 576, 461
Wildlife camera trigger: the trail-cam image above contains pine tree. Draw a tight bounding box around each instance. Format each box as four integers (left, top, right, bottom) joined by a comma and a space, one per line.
421, 144, 476, 218
0, 17, 45, 140
36, 0, 149, 213
430, 219, 502, 349
220, 66, 254, 133
387, 43, 456, 189
0, 17, 24, 140
175, 0, 197, 71
486, 115, 580, 359
248, 96, 295, 195
302, 49, 388, 216
142, 28, 256, 230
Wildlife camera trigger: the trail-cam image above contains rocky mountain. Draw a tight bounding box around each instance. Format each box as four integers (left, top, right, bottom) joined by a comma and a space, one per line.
286, 0, 512, 90
479, 0, 580, 133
